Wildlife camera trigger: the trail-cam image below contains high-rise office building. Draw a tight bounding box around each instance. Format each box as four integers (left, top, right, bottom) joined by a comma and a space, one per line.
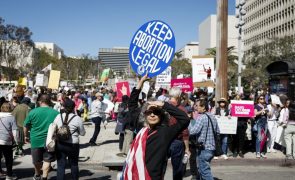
199, 15, 238, 55
243, 0, 295, 55
98, 47, 129, 74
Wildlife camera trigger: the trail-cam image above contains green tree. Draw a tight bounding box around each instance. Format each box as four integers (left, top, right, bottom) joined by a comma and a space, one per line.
0, 17, 34, 79
243, 35, 295, 90
170, 58, 192, 78
31, 48, 59, 74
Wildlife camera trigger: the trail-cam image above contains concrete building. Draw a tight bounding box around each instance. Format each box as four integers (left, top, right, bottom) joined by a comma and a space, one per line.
198, 15, 238, 55
35, 42, 64, 59
243, 0, 295, 55
176, 42, 199, 61
98, 47, 129, 74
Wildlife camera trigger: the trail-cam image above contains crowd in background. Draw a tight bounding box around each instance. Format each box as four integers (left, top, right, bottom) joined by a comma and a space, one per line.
0, 82, 294, 180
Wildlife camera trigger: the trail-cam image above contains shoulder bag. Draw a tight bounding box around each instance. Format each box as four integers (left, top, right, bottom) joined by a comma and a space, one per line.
205, 113, 223, 156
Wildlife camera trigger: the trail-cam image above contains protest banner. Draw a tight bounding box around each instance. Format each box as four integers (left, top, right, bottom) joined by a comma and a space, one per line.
155, 66, 171, 89
116, 81, 130, 102
129, 20, 175, 77
215, 116, 238, 134
230, 100, 255, 117
48, 70, 61, 89
191, 56, 215, 82
171, 77, 193, 92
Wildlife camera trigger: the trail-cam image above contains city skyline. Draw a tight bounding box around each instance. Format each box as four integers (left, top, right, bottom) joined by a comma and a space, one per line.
0, 0, 235, 57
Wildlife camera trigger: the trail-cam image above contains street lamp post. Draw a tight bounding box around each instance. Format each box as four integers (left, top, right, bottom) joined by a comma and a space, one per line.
235, 0, 246, 94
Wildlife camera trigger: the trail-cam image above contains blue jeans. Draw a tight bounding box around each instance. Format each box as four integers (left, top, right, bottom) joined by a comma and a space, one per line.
221, 134, 228, 155
197, 149, 214, 180
56, 142, 80, 180
255, 119, 267, 154
90, 116, 102, 143
169, 139, 185, 180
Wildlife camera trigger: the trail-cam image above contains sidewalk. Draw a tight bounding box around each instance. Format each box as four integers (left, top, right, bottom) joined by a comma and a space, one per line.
78, 121, 126, 169
78, 121, 294, 168
19, 121, 294, 170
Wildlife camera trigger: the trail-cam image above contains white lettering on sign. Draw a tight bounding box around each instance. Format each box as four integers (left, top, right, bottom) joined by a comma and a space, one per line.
130, 21, 175, 76
234, 106, 250, 115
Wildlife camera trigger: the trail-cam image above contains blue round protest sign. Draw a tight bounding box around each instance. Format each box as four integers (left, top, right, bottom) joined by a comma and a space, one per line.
129, 20, 176, 77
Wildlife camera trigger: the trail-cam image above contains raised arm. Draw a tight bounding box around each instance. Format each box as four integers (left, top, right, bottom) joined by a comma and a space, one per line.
128, 74, 149, 112
148, 101, 190, 140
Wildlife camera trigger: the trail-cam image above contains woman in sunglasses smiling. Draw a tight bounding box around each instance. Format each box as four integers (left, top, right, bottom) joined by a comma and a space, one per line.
121, 74, 190, 180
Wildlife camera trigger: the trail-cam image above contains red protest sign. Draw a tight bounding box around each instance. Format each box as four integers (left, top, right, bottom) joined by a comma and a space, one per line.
171, 78, 193, 92
116, 81, 130, 102
230, 100, 255, 117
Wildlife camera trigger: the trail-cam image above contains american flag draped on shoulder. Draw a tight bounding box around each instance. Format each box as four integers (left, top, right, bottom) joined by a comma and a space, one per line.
122, 127, 151, 180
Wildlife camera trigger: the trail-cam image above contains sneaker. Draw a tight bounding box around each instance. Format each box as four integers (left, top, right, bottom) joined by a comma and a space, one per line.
286, 155, 293, 160
103, 121, 108, 129
238, 152, 244, 158
116, 153, 127, 158
0, 171, 6, 176
89, 141, 97, 146
213, 156, 219, 160
5, 176, 13, 180
222, 154, 228, 160
256, 153, 260, 158
33, 174, 41, 180
233, 152, 238, 158
260, 153, 267, 159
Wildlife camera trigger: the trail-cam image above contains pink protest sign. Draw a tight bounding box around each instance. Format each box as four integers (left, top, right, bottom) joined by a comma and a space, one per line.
171, 78, 193, 92
230, 100, 255, 117
116, 81, 130, 102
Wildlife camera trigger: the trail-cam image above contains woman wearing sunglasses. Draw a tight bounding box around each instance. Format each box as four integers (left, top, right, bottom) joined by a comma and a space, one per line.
121, 74, 190, 180
254, 95, 269, 158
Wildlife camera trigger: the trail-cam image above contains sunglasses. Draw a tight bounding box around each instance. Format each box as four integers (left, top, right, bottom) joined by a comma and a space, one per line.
144, 108, 162, 116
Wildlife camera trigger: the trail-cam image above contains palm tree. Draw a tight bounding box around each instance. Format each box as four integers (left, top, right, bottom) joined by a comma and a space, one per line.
206, 46, 238, 87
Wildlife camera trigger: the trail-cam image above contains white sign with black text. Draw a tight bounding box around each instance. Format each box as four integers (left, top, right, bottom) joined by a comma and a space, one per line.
215, 116, 237, 134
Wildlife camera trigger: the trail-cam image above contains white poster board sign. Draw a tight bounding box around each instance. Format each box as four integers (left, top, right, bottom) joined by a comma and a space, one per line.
28, 81, 33, 88
155, 66, 171, 89
60, 81, 68, 87
270, 94, 283, 106
191, 56, 215, 82
35, 74, 44, 86
215, 116, 238, 134
140, 81, 150, 100
127, 79, 137, 92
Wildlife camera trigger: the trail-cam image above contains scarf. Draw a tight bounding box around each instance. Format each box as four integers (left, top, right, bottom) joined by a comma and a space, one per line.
123, 127, 151, 180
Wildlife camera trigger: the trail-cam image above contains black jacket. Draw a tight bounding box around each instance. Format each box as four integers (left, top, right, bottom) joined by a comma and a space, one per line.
128, 88, 190, 179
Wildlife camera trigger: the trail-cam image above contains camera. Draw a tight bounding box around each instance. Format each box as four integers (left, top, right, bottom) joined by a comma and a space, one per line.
195, 141, 205, 150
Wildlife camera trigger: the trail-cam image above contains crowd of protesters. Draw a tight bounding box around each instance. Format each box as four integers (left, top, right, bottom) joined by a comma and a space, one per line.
0, 79, 294, 180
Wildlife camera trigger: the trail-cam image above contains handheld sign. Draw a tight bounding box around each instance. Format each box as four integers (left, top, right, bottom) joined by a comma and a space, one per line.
171, 77, 193, 92
116, 81, 131, 102
129, 20, 175, 77
230, 100, 255, 117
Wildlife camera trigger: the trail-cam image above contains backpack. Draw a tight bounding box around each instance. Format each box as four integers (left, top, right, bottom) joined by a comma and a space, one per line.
56, 114, 76, 141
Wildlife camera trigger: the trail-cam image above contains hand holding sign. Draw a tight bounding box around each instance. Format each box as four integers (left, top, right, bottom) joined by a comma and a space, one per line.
129, 20, 176, 77
120, 84, 127, 95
